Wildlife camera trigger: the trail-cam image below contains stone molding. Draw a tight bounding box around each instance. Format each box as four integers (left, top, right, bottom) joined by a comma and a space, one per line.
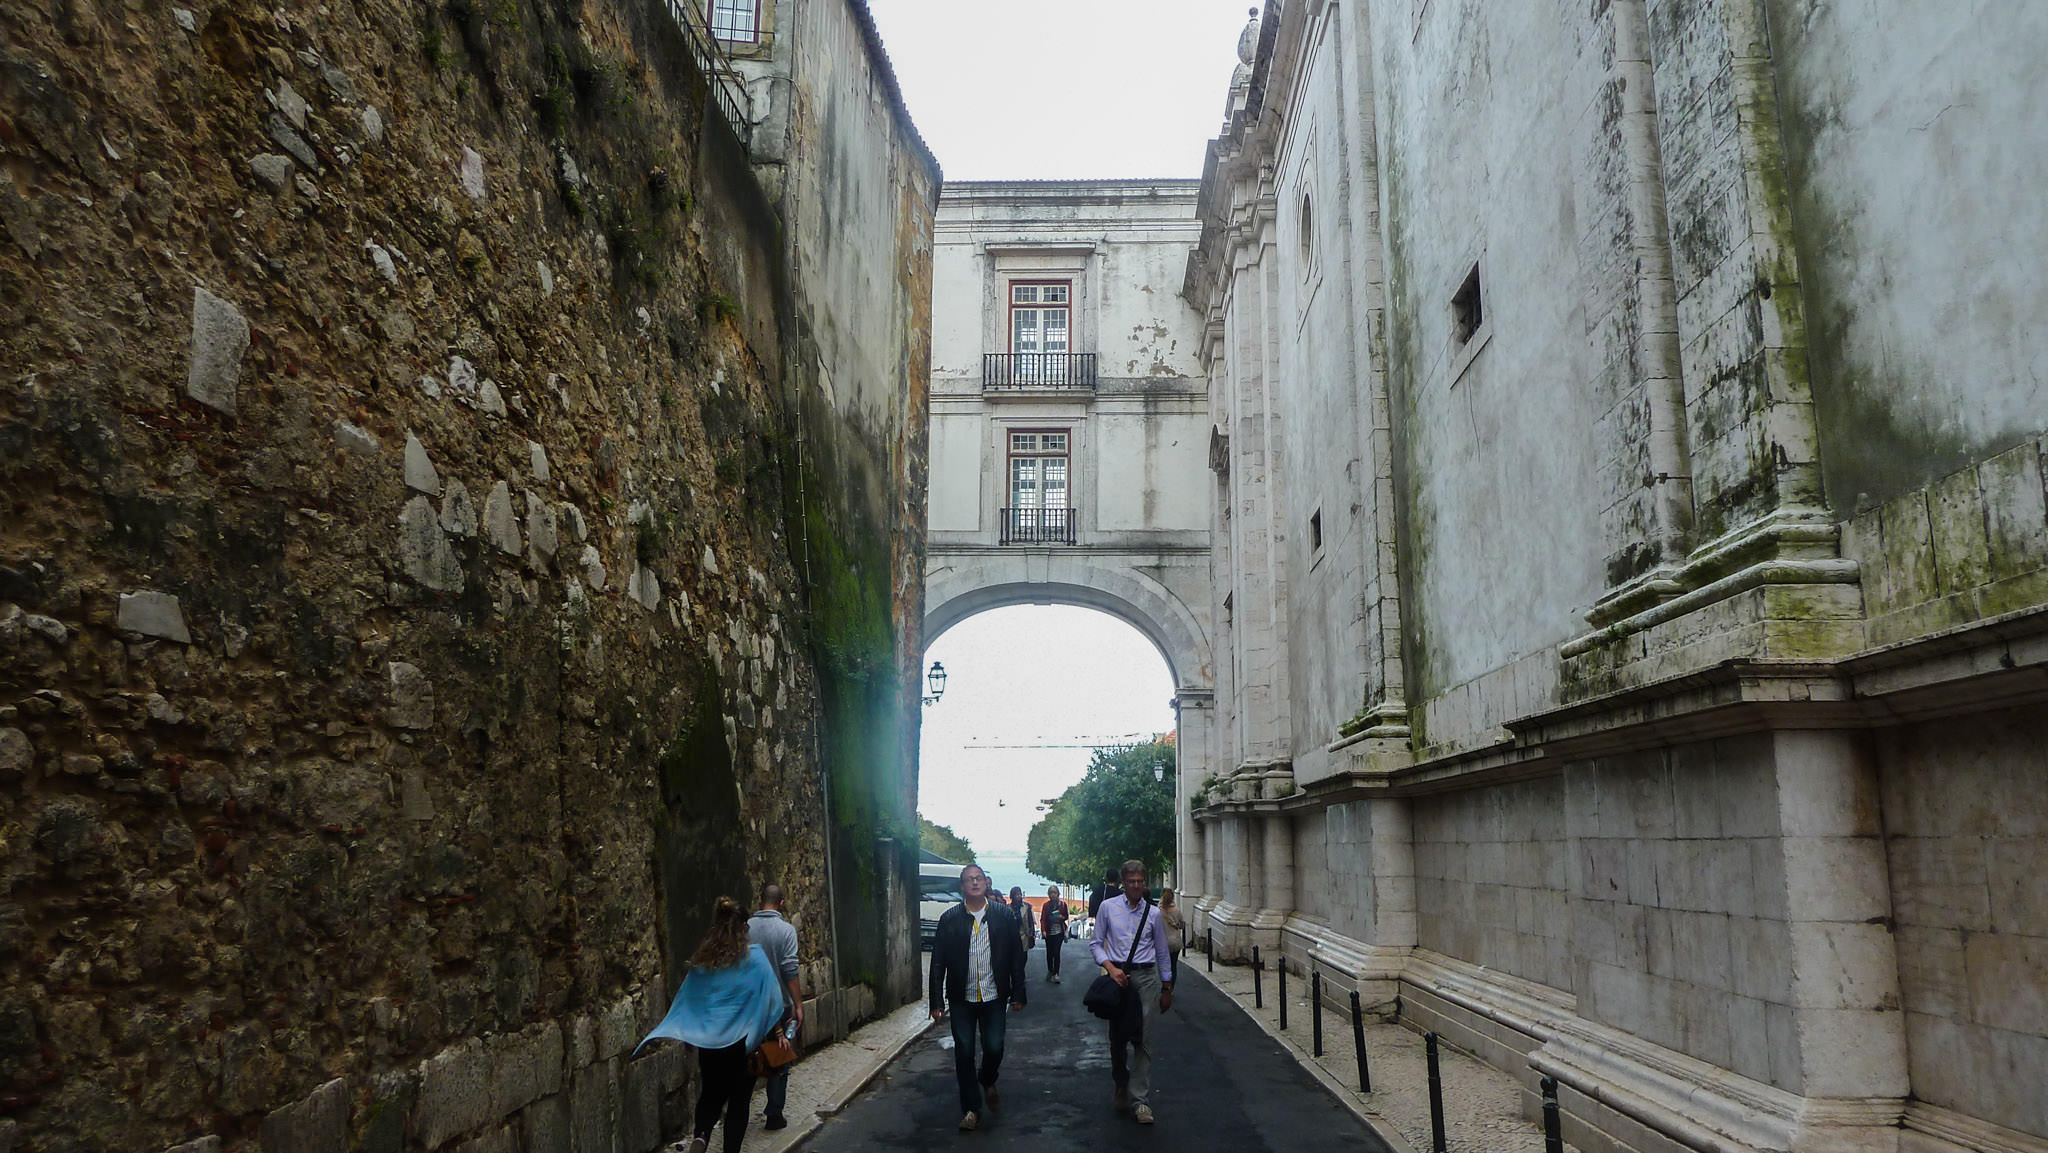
1903, 1103, 2048, 1153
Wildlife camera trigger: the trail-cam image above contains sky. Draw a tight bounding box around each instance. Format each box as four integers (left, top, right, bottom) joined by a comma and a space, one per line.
919, 605, 1176, 858
865, 0, 1258, 181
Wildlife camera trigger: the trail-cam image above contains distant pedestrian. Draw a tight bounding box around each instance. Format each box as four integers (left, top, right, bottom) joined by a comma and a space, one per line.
1009, 886, 1036, 953
1088, 860, 1175, 1125
1159, 888, 1187, 959
1041, 886, 1070, 983
1088, 867, 1118, 921
928, 864, 1028, 1131
637, 897, 786, 1153
749, 884, 804, 1131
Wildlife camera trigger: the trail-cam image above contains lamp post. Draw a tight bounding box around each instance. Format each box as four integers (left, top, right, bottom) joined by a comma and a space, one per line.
922, 660, 947, 706
1153, 760, 1165, 783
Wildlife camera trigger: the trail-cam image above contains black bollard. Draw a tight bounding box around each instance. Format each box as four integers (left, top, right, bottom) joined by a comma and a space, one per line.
1541, 1075, 1563, 1153
1312, 970, 1323, 1057
1425, 1032, 1447, 1153
1350, 990, 1370, 1093
1207, 928, 1214, 972
1252, 945, 1263, 1009
1278, 960, 1288, 1030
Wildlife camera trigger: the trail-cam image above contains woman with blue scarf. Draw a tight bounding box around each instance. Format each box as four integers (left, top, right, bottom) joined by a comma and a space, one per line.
637, 896, 788, 1153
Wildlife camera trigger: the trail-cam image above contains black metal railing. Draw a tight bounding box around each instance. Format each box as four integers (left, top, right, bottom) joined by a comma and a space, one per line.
999, 507, 1076, 545
658, 0, 751, 150
982, 353, 1097, 390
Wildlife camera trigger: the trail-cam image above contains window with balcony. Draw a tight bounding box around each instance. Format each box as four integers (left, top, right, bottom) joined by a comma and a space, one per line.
1003, 430, 1074, 543
986, 282, 1094, 388
707, 0, 759, 43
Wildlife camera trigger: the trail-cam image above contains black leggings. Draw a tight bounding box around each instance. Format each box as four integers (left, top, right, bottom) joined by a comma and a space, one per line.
1045, 934, 1065, 975
695, 1041, 754, 1153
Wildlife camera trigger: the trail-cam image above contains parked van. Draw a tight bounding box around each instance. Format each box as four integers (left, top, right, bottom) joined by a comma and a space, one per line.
919, 850, 964, 950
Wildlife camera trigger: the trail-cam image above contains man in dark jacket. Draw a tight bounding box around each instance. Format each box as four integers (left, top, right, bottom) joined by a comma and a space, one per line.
928, 863, 1027, 1131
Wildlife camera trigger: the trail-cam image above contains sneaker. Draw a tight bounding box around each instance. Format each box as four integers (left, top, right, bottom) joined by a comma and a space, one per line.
1133, 1104, 1155, 1125
763, 1115, 787, 1131
1113, 1085, 1129, 1111
984, 1084, 1001, 1114
1050, 974, 1062, 984
959, 1112, 979, 1131
684, 1139, 709, 1153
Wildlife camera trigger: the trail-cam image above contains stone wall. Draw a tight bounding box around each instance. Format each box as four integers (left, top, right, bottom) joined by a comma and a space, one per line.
1880, 707, 2048, 1139
1567, 739, 1789, 1088
1185, 2, 2048, 1152
0, 0, 932, 1148
1413, 781, 1570, 993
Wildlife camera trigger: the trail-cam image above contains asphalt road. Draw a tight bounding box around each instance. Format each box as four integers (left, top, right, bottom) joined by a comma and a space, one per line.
800, 943, 1393, 1152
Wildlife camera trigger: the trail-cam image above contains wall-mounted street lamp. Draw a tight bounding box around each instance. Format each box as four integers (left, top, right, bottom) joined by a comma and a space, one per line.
923, 660, 947, 706
1153, 760, 1166, 783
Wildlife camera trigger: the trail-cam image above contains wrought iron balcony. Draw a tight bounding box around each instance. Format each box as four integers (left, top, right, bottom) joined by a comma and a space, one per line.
983, 353, 1097, 390
1000, 506, 1076, 545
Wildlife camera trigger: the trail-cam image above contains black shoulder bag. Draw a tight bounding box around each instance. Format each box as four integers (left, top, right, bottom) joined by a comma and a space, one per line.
1082, 900, 1151, 1020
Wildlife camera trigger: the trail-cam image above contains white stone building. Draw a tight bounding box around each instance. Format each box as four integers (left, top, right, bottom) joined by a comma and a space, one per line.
1183, 4, 2048, 1153
923, 180, 1216, 859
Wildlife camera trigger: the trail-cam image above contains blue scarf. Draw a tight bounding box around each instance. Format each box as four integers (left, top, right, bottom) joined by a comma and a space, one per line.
636, 943, 785, 1056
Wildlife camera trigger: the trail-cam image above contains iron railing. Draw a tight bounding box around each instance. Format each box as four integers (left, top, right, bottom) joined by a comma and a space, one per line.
982, 353, 1097, 390
999, 506, 1076, 545
658, 0, 751, 150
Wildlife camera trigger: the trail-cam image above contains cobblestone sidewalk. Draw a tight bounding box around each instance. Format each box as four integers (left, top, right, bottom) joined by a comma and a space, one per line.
700, 1000, 933, 1153
1188, 956, 1580, 1153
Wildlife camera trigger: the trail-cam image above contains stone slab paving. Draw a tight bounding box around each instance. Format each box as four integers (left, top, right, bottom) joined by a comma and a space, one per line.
727, 999, 938, 1153
1189, 955, 1581, 1153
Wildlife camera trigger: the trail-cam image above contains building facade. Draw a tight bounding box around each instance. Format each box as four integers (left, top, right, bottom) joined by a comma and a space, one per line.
1186, 4, 2048, 1153
923, 180, 1215, 862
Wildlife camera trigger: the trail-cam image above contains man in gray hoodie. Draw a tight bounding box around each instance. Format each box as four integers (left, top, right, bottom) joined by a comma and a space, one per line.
749, 884, 804, 1130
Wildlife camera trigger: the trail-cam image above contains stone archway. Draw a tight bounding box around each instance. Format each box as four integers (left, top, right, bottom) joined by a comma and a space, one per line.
923, 552, 1215, 897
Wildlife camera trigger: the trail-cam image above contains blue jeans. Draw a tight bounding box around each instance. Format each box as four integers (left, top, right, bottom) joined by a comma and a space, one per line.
949, 1000, 1008, 1114
765, 1065, 788, 1120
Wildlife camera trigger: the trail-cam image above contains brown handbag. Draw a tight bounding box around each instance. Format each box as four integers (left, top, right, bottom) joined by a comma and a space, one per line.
747, 1016, 797, 1077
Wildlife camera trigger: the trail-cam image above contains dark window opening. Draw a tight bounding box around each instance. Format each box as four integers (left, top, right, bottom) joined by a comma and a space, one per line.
1451, 263, 1483, 346
1309, 509, 1323, 552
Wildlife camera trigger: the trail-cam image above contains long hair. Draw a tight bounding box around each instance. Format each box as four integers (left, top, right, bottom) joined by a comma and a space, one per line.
689, 896, 749, 970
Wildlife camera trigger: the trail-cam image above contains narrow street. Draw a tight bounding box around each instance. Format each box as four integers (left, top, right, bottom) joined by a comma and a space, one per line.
800, 945, 1392, 1152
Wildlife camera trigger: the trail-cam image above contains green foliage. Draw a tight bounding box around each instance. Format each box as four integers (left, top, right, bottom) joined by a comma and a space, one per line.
700, 292, 740, 326
1025, 741, 1176, 885
918, 817, 975, 865
418, 14, 450, 70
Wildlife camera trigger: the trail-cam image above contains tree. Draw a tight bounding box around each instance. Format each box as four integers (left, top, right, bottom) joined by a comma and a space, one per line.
918, 816, 975, 864
1025, 741, 1175, 885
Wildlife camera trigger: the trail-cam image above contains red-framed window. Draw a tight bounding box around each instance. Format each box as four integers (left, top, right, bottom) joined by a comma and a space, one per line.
1008, 429, 1070, 513
708, 0, 759, 42
1008, 282, 1071, 357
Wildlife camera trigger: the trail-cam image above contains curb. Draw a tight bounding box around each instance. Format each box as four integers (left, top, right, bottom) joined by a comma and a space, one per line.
1184, 966, 1417, 1153
750, 1011, 935, 1153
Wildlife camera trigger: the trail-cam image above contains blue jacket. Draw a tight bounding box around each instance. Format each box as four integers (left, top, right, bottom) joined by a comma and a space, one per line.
636, 944, 784, 1056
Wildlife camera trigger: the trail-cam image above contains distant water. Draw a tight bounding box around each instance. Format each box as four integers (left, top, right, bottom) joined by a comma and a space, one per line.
970, 852, 1075, 900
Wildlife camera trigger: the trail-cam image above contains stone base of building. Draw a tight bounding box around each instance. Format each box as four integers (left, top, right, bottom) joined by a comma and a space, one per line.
1220, 924, 2048, 1153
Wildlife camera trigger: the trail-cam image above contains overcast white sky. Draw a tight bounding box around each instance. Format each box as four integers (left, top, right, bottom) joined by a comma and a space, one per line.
866, 0, 1257, 181
919, 606, 1176, 856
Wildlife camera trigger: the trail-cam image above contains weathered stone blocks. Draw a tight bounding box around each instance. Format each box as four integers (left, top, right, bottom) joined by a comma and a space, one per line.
186, 287, 248, 415
115, 591, 191, 643
259, 1076, 346, 1153
399, 498, 465, 593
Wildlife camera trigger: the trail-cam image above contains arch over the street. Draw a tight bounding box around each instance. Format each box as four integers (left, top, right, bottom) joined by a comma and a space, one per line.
923, 557, 1212, 696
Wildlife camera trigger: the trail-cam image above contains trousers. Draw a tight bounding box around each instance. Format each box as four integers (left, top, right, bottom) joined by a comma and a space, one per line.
1107, 967, 1162, 1106
693, 1041, 753, 1153
948, 999, 1008, 1114
1045, 934, 1065, 975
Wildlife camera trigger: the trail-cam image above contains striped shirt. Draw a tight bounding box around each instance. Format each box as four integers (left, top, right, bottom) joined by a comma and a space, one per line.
966, 903, 995, 1002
